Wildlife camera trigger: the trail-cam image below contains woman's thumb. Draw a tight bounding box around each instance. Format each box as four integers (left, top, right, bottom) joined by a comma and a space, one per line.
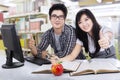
99, 30, 104, 39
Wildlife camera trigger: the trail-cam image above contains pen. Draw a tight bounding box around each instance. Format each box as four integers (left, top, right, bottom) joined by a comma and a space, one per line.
86, 55, 91, 63
46, 52, 59, 61
46, 52, 53, 60
83, 47, 91, 63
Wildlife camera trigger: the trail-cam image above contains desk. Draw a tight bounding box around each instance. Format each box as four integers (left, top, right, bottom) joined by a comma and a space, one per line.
1, 51, 120, 80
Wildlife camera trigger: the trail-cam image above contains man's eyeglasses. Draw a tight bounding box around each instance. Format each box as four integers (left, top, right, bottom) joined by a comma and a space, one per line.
51, 14, 64, 20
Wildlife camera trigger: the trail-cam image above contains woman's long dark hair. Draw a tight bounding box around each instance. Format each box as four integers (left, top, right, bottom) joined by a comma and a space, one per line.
75, 9, 101, 54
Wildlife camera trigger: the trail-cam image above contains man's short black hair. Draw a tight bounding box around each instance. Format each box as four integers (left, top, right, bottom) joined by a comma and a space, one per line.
49, 3, 68, 19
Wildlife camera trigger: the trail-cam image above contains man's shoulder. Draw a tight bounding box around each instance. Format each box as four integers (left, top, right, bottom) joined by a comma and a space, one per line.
63, 24, 76, 36
42, 28, 52, 36
64, 24, 75, 30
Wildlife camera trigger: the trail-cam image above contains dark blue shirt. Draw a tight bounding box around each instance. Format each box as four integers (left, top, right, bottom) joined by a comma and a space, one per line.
36, 24, 76, 58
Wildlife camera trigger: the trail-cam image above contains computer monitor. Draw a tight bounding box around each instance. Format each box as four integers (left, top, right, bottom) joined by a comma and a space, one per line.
1, 24, 24, 69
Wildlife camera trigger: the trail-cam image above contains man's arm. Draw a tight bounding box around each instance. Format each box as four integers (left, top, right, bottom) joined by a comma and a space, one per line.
28, 31, 50, 58
28, 35, 37, 56
30, 46, 38, 56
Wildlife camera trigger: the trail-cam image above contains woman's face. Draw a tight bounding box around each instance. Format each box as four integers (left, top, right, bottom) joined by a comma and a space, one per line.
78, 14, 93, 34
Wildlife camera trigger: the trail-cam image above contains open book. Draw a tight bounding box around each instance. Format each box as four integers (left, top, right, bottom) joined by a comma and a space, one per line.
70, 60, 120, 76
32, 61, 81, 74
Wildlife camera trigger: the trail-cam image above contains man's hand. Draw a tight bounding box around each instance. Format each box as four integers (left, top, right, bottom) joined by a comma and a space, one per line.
28, 34, 37, 56
41, 51, 48, 59
50, 55, 60, 64
28, 35, 36, 49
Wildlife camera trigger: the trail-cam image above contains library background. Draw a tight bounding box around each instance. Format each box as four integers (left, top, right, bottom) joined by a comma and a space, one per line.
0, 0, 120, 59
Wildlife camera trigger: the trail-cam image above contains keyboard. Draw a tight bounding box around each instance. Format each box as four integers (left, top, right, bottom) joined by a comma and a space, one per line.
25, 56, 51, 66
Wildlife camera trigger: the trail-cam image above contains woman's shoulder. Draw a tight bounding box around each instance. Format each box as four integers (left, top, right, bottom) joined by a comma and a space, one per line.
76, 39, 83, 46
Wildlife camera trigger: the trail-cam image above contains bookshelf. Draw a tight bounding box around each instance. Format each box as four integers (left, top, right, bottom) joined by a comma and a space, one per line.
0, 12, 48, 51
0, 0, 50, 53
5, 12, 48, 31
1, 0, 50, 51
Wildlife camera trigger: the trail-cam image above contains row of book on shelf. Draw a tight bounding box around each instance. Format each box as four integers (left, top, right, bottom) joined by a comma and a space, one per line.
8, 0, 48, 15
5, 17, 48, 32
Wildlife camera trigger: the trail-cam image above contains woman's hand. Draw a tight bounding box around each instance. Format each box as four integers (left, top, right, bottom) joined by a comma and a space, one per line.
98, 31, 110, 49
98, 37, 110, 49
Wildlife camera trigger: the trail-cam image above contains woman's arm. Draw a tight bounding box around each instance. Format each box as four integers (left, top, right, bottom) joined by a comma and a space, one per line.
59, 43, 82, 61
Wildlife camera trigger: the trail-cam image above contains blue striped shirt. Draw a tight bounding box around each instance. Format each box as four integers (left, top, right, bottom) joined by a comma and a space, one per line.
36, 24, 76, 58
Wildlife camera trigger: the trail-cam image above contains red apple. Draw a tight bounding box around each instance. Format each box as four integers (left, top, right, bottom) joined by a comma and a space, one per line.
51, 63, 63, 76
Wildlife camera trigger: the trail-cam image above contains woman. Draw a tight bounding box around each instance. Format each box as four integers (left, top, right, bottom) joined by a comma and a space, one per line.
58, 9, 116, 61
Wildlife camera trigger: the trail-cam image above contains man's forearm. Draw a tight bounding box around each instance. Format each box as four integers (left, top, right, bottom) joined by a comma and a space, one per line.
30, 46, 37, 56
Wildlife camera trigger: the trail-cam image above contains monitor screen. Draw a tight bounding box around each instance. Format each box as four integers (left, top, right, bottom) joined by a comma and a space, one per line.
1, 24, 24, 69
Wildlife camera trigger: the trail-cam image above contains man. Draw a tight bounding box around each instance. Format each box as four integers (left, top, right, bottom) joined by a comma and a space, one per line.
28, 3, 83, 59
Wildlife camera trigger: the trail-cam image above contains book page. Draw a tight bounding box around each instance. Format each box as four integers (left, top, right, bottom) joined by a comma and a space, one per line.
62, 61, 81, 72
89, 61, 120, 74
32, 64, 52, 74
32, 61, 81, 74
70, 60, 95, 76
87, 58, 120, 68
70, 60, 120, 76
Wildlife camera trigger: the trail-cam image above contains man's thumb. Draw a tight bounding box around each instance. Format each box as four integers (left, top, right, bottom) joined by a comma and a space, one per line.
30, 34, 34, 40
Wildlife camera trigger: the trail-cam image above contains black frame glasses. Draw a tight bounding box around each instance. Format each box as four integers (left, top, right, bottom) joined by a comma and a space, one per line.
51, 14, 64, 20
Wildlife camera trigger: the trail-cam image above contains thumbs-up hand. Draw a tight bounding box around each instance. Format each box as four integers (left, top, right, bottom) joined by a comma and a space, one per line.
28, 34, 36, 49
98, 30, 110, 49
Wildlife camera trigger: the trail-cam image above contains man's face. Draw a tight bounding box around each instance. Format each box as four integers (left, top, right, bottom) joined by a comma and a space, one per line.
50, 10, 65, 29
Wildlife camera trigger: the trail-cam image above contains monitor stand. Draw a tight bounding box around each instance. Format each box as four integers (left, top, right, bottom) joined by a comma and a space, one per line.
2, 50, 24, 69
